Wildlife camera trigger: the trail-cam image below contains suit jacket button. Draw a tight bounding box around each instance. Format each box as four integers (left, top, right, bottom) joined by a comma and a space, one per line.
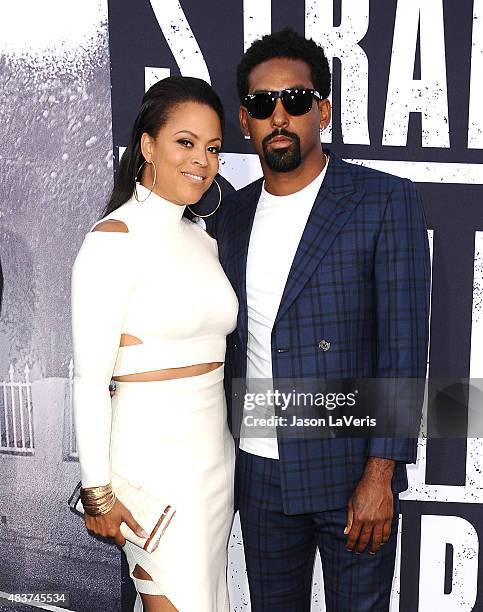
318, 339, 331, 351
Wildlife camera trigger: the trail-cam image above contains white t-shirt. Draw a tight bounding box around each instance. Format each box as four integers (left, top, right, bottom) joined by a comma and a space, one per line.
240, 164, 328, 459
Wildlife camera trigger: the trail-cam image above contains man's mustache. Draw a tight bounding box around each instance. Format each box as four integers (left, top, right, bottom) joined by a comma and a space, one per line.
262, 129, 300, 148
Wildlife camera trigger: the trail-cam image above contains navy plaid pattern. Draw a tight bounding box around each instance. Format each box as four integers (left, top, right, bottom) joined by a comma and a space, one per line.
214, 152, 431, 515
237, 449, 399, 612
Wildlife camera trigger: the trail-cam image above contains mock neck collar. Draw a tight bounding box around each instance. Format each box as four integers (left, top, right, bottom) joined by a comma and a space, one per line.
134, 183, 186, 222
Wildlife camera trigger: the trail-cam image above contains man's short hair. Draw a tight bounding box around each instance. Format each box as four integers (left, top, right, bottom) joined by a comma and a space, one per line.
236, 27, 331, 102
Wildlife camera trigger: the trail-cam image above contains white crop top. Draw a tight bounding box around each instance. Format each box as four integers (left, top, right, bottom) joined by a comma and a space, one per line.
71, 184, 238, 486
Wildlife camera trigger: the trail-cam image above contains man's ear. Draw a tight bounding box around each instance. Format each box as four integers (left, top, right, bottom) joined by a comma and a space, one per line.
239, 106, 251, 139
319, 99, 332, 132
140, 132, 154, 162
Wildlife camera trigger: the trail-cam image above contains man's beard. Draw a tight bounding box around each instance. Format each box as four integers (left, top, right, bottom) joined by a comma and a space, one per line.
262, 129, 301, 173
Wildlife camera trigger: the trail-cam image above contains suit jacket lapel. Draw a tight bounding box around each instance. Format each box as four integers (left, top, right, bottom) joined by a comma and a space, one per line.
274, 155, 365, 326
231, 179, 263, 341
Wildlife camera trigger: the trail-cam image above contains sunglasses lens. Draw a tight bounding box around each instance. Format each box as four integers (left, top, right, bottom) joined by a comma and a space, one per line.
245, 90, 316, 119
246, 93, 276, 119
281, 90, 314, 116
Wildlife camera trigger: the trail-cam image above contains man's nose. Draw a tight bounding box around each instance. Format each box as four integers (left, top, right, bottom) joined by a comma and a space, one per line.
271, 98, 289, 128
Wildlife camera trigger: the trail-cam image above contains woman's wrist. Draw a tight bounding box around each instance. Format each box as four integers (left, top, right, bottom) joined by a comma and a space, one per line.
80, 483, 116, 516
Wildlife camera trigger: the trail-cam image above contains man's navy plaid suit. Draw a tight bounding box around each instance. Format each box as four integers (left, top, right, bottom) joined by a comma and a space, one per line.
212, 153, 431, 611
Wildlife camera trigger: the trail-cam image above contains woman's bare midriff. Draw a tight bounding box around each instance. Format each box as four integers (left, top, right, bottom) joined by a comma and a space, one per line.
112, 362, 223, 382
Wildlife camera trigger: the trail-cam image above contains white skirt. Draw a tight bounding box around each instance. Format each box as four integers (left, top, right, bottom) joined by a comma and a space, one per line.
110, 365, 234, 611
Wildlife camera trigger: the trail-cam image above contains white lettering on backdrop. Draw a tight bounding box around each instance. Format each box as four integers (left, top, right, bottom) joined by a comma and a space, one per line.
418, 515, 478, 611
382, 0, 450, 148
149, 0, 210, 82
243, 0, 271, 52
468, 0, 483, 149
305, 0, 370, 145
147, 0, 482, 150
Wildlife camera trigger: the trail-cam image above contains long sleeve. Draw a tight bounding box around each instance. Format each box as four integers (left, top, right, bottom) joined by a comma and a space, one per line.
368, 178, 431, 462
71, 232, 133, 487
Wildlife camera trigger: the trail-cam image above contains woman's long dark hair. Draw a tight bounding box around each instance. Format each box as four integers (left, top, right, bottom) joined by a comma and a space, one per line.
103, 76, 225, 217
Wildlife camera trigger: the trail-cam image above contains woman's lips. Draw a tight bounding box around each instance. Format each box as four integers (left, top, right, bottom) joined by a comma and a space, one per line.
181, 171, 206, 184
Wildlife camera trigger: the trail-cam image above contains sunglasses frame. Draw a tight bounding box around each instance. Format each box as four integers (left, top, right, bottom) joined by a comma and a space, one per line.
243, 88, 322, 119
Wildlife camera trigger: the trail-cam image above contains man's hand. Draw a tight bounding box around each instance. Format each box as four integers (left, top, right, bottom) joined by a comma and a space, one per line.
345, 457, 395, 554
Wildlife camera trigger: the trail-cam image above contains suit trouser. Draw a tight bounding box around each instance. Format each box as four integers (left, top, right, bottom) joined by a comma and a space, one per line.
237, 449, 399, 612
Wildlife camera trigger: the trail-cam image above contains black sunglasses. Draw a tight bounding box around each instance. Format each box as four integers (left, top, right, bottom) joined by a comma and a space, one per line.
243, 88, 322, 120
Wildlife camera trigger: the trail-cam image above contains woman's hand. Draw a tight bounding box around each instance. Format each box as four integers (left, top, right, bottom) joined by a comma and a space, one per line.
84, 498, 149, 547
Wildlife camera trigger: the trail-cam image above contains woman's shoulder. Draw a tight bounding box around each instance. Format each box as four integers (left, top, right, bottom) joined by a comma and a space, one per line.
88, 199, 138, 233
90, 219, 129, 233
74, 204, 137, 273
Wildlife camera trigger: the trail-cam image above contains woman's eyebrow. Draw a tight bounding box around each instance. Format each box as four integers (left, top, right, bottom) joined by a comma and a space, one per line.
174, 130, 198, 138
174, 130, 221, 143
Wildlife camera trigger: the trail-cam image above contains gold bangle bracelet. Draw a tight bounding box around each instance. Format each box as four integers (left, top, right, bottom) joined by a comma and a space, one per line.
80, 484, 116, 516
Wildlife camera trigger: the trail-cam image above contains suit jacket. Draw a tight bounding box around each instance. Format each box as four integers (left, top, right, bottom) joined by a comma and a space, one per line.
212, 152, 431, 514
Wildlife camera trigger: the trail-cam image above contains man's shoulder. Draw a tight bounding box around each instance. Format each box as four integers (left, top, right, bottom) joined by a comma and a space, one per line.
222, 177, 264, 206
210, 177, 263, 237
334, 155, 413, 193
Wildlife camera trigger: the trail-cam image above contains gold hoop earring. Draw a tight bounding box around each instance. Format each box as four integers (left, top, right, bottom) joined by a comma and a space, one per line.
187, 178, 221, 218
134, 160, 157, 202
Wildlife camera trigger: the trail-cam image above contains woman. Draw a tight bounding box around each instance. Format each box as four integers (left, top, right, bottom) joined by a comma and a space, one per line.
71, 76, 238, 612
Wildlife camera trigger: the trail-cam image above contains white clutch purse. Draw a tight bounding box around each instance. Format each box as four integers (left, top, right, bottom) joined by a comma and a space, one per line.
68, 472, 175, 553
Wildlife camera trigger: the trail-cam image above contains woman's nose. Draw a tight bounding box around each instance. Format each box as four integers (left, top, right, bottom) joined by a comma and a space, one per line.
192, 150, 209, 167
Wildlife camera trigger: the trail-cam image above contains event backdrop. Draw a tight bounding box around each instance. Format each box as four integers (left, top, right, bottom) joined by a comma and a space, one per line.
0, 1, 481, 611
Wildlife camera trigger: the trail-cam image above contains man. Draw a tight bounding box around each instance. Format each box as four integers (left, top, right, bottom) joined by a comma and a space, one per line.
213, 28, 430, 611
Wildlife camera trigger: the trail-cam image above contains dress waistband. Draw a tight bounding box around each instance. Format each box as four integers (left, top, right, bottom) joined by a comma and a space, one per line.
112, 336, 227, 377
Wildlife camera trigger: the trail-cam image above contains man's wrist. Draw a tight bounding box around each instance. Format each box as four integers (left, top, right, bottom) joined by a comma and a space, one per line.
363, 457, 396, 482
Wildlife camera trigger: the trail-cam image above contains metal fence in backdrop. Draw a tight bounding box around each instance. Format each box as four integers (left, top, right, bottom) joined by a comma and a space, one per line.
0, 364, 34, 454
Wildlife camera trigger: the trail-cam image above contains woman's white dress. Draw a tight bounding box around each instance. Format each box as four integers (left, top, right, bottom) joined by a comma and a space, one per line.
71, 184, 239, 611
